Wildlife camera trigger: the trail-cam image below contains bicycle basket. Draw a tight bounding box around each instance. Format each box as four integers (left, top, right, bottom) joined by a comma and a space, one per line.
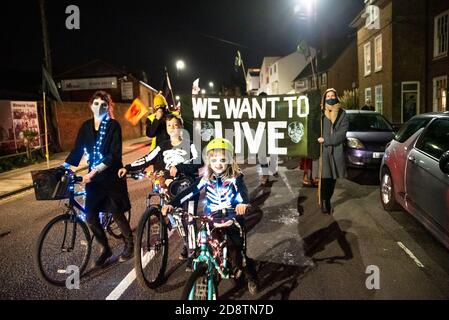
31, 168, 71, 200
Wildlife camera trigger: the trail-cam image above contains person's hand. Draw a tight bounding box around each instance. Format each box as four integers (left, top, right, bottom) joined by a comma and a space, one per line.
82, 170, 97, 184
118, 168, 127, 178
236, 204, 248, 215
161, 205, 173, 216
155, 108, 164, 120
318, 137, 324, 144
169, 166, 177, 177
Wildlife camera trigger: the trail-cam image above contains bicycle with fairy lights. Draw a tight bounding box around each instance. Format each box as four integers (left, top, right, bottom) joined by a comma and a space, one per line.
133, 170, 194, 290
33, 168, 137, 286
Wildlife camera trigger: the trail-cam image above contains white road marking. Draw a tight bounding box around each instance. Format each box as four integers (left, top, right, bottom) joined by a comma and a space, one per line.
397, 242, 425, 268
278, 171, 296, 197
105, 229, 174, 300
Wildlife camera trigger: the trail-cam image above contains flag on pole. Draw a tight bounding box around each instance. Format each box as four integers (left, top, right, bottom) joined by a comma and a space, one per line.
297, 39, 311, 59
234, 50, 242, 72
192, 78, 200, 95
162, 67, 175, 108
125, 98, 149, 126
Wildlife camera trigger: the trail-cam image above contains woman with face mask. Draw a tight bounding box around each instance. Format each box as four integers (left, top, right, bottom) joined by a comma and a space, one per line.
317, 88, 349, 214
63, 91, 133, 267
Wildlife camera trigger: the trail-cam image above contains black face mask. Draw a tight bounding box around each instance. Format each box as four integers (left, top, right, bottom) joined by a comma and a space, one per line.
325, 98, 339, 106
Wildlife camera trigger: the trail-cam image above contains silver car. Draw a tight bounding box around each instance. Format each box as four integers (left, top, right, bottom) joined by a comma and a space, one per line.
380, 112, 449, 249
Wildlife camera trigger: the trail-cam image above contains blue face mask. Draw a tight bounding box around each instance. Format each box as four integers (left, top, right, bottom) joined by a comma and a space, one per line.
325, 98, 339, 106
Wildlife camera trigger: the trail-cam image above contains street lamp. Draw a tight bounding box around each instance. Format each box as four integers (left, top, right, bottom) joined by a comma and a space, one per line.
208, 82, 214, 88
176, 60, 185, 77
201, 89, 206, 95
294, 0, 316, 19
175, 95, 180, 101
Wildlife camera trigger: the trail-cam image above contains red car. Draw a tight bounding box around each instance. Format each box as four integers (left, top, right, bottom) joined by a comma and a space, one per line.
380, 112, 449, 249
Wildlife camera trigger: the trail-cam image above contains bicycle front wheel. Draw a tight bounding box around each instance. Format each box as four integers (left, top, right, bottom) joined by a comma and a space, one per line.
182, 264, 218, 300
134, 206, 168, 290
35, 213, 91, 286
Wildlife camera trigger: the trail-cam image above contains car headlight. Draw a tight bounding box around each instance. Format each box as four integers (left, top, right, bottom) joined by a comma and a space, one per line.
347, 137, 365, 149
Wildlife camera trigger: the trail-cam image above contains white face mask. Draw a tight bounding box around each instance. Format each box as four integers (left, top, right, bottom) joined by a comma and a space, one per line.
91, 98, 108, 120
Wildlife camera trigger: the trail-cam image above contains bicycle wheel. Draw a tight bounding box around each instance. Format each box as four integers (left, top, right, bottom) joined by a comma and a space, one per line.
35, 213, 91, 286
182, 264, 218, 300
106, 210, 131, 239
134, 206, 168, 290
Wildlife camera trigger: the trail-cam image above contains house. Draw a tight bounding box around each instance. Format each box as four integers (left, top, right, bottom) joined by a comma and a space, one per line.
246, 68, 260, 96
265, 52, 309, 95
350, 0, 427, 123
427, 0, 449, 114
293, 38, 358, 98
258, 57, 280, 95
55, 59, 158, 108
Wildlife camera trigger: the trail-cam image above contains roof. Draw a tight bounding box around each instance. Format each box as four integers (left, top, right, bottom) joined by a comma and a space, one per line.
55, 59, 128, 79
293, 37, 355, 82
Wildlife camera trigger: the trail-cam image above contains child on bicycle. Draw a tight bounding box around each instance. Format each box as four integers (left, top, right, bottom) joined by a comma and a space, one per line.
162, 138, 259, 295
118, 114, 202, 262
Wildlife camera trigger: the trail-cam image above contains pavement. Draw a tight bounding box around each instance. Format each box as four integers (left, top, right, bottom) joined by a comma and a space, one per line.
0, 136, 152, 199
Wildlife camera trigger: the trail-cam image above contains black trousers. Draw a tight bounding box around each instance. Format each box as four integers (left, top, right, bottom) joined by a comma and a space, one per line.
86, 209, 133, 249
320, 178, 336, 202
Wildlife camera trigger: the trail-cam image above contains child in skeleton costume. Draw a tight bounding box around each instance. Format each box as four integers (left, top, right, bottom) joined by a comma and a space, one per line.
162, 138, 259, 295
119, 114, 201, 263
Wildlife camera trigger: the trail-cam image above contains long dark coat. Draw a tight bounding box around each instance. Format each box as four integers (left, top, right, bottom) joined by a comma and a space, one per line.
321, 109, 349, 179
66, 118, 131, 213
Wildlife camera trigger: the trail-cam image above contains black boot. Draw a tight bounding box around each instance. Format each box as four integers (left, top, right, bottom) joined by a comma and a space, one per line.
119, 236, 134, 262
244, 258, 259, 295
95, 245, 113, 267
321, 199, 331, 214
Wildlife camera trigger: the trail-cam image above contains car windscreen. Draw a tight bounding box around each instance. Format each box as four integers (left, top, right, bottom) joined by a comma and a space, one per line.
347, 113, 393, 132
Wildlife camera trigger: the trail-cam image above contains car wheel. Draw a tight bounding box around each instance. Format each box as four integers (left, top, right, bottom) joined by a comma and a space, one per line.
380, 168, 400, 211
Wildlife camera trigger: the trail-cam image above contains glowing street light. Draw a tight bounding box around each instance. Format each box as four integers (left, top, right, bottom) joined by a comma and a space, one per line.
175, 95, 180, 101
208, 82, 214, 88
176, 60, 185, 70
201, 89, 206, 95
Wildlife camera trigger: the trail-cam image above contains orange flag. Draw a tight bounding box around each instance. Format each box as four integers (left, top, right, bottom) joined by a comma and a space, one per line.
125, 98, 149, 126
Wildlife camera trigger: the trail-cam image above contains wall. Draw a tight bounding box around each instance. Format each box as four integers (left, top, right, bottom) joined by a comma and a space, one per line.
55, 101, 144, 151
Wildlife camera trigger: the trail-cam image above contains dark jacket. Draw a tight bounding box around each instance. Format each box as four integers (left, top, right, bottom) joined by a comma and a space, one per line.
146, 117, 170, 147
65, 118, 131, 212
322, 109, 349, 179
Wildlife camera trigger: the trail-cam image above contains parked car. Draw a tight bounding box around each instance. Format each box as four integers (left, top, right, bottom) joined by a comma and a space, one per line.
380, 112, 449, 249
345, 110, 396, 168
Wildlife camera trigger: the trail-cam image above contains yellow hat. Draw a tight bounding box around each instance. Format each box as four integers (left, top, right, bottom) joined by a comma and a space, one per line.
206, 138, 234, 154
153, 93, 168, 108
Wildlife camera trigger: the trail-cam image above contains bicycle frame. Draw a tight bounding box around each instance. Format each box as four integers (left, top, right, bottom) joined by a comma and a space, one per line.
189, 217, 232, 300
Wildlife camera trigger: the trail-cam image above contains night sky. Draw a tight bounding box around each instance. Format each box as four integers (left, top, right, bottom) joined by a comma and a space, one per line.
0, 0, 363, 95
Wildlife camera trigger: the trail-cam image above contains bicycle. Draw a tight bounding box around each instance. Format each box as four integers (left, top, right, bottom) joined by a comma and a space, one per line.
181, 209, 239, 300
134, 170, 194, 290
33, 168, 134, 286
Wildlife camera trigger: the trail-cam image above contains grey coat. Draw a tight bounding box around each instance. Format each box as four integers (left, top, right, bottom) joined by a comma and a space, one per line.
321, 109, 349, 179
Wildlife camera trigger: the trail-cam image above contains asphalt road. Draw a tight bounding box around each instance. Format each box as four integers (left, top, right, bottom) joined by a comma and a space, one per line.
1, 148, 448, 300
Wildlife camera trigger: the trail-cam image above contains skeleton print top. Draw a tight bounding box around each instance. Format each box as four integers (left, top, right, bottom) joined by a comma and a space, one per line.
125, 139, 201, 177
169, 173, 250, 216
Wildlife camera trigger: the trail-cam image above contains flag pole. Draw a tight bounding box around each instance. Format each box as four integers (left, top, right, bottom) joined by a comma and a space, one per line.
42, 91, 50, 169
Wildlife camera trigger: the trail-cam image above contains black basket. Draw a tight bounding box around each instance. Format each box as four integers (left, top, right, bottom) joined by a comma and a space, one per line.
31, 168, 71, 200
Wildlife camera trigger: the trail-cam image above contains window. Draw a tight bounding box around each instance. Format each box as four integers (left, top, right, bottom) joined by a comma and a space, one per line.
434, 11, 449, 58
270, 68, 272, 76
401, 82, 420, 123
375, 85, 383, 113
433, 76, 447, 112
321, 73, 327, 86
394, 117, 431, 143
374, 35, 382, 71
274, 64, 277, 73
415, 119, 449, 160
365, 87, 372, 106
266, 77, 269, 84
364, 42, 372, 76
